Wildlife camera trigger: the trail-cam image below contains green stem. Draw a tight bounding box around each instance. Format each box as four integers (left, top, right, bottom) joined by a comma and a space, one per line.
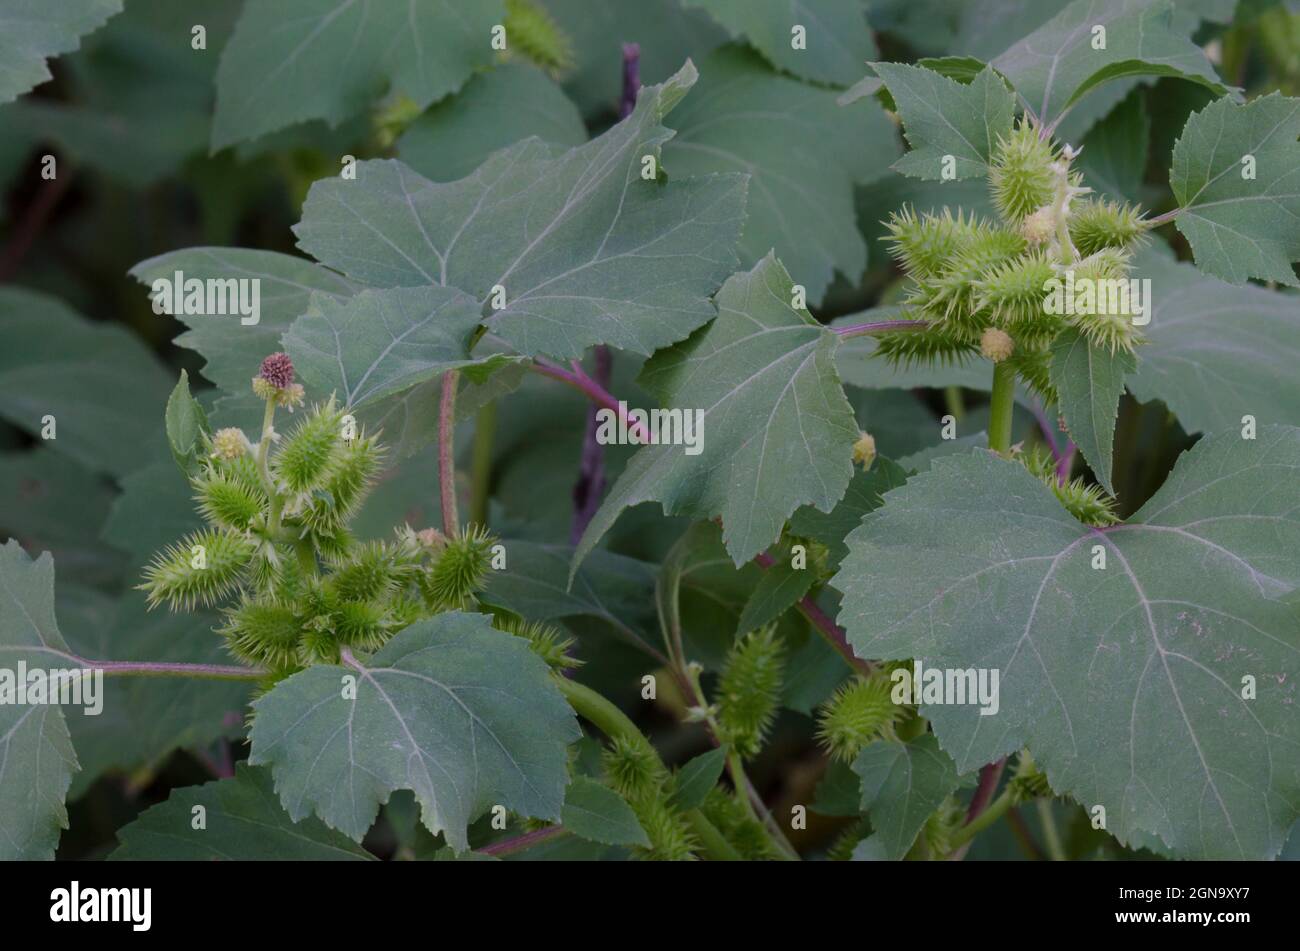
468, 401, 497, 528
943, 385, 966, 421
1036, 798, 1067, 861
988, 361, 1017, 455
948, 788, 1015, 849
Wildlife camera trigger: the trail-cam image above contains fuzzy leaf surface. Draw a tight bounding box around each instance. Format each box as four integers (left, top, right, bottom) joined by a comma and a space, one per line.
0, 0, 121, 103
294, 63, 747, 359
561, 776, 649, 847
663, 45, 899, 304
1169, 93, 1300, 286
576, 253, 858, 571
991, 0, 1229, 128
835, 431, 1300, 858
1050, 329, 1134, 496
211, 0, 503, 149
248, 611, 579, 850
870, 63, 1015, 181
681, 0, 876, 87
111, 764, 375, 860
0, 542, 79, 860
853, 735, 961, 859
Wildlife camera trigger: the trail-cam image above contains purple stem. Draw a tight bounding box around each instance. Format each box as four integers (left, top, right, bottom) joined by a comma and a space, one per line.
480, 825, 568, 857
753, 552, 871, 677
531, 358, 650, 443
92, 660, 264, 680
832, 319, 929, 338
570, 44, 640, 543
439, 370, 460, 536
1055, 442, 1076, 484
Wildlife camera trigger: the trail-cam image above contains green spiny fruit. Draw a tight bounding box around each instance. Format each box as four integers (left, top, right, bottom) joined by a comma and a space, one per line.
273, 400, 346, 495
989, 120, 1058, 222
1060, 248, 1144, 354
912, 795, 965, 859
421, 525, 495, 609
1009, 750, 1054, 804
816, 671, 907, 763
882, 207, 986, 279
503, 0, 574, 75
630, 794, 698, 861
1021, 446, 1119, 526
1069, 199, 1147, 256
221, 598, 303, 669
332, 599, 393, 650
494, 615, 581, 671
826, 817, 870, 861
1005, 342, 1056, 405
603, 734, 668, 802
193, 466, 267, 532
873, 322, 979, 369
717, 625, 786, 759
301, 431, 384, 534
328, 542, 406, 602
698, 787, 781, 860
139, 529, 255, 610
298, 622, 340, 665
972, 251, 1060, 336
920, 228, 1027, 332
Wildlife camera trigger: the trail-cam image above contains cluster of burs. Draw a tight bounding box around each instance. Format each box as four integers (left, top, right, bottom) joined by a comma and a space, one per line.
879, 120, 1148, 382
138, 360, 502, 681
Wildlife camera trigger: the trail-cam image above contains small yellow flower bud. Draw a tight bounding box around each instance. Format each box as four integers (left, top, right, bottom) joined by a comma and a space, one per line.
1021, 206, 1054, 245
980, 328, 1015, 363
210, 427, 249, 460
851, 431, 876, 470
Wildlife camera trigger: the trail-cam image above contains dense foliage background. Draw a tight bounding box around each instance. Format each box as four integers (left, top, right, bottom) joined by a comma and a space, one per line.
1, 0, 1297, 861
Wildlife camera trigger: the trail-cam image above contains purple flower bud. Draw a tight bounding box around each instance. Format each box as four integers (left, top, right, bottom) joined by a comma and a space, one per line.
259, 352, 295, 390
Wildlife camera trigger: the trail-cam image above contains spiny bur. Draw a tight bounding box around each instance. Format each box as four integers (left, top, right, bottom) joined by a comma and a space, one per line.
717, 625, 786, 759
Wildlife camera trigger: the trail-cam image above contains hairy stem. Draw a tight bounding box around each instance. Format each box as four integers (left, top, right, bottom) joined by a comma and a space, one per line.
571, 348, 612, 543
949, 786, 1015, 850
469, 400, 497, 528
530, 358, 650, 442
96, 660, 264, 680
480, 824, 570, 857
439, 370, 460, 537
988, 362, 1017, 454
832, 319, 929, 338
754, 551, 871, 677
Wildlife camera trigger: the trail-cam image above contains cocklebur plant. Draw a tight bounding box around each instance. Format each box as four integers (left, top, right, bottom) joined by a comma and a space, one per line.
3, 0, 1300, 867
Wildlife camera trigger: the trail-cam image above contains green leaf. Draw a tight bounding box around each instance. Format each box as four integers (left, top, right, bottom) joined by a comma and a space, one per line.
398, 63, 587, 183
1169, 92, 1300, 286
853, 735, 961, 859
130, 248, 359, 396
0, 541, 79, 859
561, 776, 649, 846
672, 747, 728, 810
662, 45, 899, 304
0, 448, 123, 589
164, 369, 210, 476
681, 0, 876, 87
869, 63, 1016, 181
1079, 88, 1150, 203
1049, 329, 1134, 496
480, 542, 658, 649
835, 429, 1300, 858
211, 0, 504, 149
248, 611, 579, 850
736, 542, 816, 635
0, 0, 121, 104
788, 459, 909, 567
283, 286, 493, 409
1131, 251, 1300, 434
576, 253, 858, 570
110, 764, 375, 860
0, 287, 172, 477
294, 62, 747, 360
991, 0, 1230, 129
